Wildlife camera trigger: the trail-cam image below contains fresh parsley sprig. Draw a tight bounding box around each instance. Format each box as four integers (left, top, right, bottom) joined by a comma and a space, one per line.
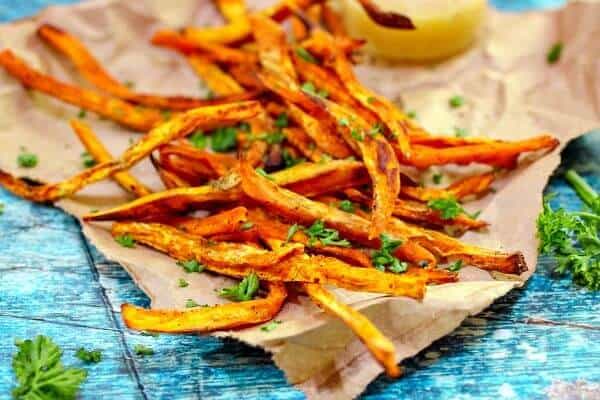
371, 234, 407, 273
304, 220, 350, 248
219, 272, 260, 302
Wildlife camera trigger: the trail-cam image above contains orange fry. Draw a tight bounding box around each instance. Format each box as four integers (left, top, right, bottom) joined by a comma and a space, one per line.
0, 49, 162, 131
401, 173, 496, 202
169, 207, 248, 236
290, 15, 309, 41
303, 283, 400, 377
188, 54, 245, 96
160, 143, 237, 177
321, 3, 347, 35
70, 120, 152, 197
121, 281, 287, 333
283, 127, 326, 162
150, 155, 191, 189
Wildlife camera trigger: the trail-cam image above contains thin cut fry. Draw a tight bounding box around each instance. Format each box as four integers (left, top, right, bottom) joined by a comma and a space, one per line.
283, 127, 326, 162
70, 120, 152, 197
151, 155, 191, 189
121, 281, 287, 333
112, 221, 425, 297
0, 49, 162, 131
290, 15, 309, 41
401, 173, 496, 202
188, 54, 244, 96
160, 143, 237, 177
321, 3, 347, 35
303, 283, 400, 377
170, 207, 248, 236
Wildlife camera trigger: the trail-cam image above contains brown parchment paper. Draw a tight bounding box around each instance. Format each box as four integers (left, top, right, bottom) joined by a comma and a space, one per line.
0, 1, 599, 399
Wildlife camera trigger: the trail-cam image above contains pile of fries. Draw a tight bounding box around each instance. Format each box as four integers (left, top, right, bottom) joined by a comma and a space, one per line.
0, 0, 559, 377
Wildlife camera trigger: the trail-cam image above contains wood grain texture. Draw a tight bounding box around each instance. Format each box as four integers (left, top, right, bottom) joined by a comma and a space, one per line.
0, 1, 598, 399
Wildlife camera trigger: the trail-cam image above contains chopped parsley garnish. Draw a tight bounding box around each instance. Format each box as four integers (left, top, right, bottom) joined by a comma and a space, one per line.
338, 200, 355, 213
178, 278, 189, 288
285, 224, 301, 244
17, 149, 38, 168
210, 126, 237, 152
369, 122, 384, 136
427, 197, 464, 219
372, 234, 407, 273
75, 348, 102, 364
255, 168, 274, 180
406, 110, 417, 119
133, 344, 154, 357
261, 320, 282, 332
295, 47, 317, 64
537, 169, 599, 290
240, 221, 254, 231
81, 152, 96, 168
350, 129, 364, 142
301, 82, 329, 98
205, 89, 215, 100
282, 149, 305, 168
447, 260, 463, 272
547, 42, 563, 64
124, 80, 135, 89
160, 109, 172, 120
219, 272, 260, 302
454, 127, 469, 137
114, 234, 135, 248
432, 173, 443, 184
188, 131, 207, 149
238, 121, 251, 132
304, 220, 350, 247
367, 96, 376, 104
78, 109, 87, 119
177, 259, 204, 273
12, 336, 87, 399
260, 131, 285, 145
338, 118, 350, 127
185, 299, 200, 308
274, 112, 289, 128
449, 96, 464, 108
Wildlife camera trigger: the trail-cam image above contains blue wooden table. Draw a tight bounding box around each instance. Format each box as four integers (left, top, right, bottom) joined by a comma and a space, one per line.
1, 1, 599, 399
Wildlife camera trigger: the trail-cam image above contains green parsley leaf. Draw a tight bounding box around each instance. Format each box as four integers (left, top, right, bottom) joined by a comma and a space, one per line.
260, 320, 282, 332
205, 90, 215, 100
338, 200, 355, 213
367, 96, 376, 104
189, 131, 207, 149
449, 95, 464, 108
133, 344, 154, 357
178, 278, 189, 288
255, 168, 274, 181
547, 42, 563, 64
114, 234, 135, 248
371, 234, 406, 273
261, 131, 285, 145
17, 150, 38, 168
338, 118, 350, 127
432, 173, 443, 184
210, 126, 237, 152
406, 110, 417, 119
301, 82, 328, 98
454, 127, 469, 137
12, 335, 87, 400
447, 260, 463, 272
185, 299, 200, 308
177, 259, 204, 273
427, 197, 464, 219
75, 348, 102, 364
219, 272, 260, 302
304, 220, 350, 247
285, 224, 301, 244
295, 47, 318, 63
124, 80, 135, 89
81, 152, 96, 168
78, 109, 87, 119
350, 129, 364, 142
160, 109, 172, 120
241, 221, 254, 231
275, 113, 289, 128
369, 122, 384, 136
282, 149, 305, 168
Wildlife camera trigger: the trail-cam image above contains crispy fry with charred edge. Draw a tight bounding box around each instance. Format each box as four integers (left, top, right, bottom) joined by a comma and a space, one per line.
169, 207, 248, 236
248, 208, 373, 268
401, 173, 496, 202
121, 281, 287, 333
0, 102, 260, 203
240, 162, 526, 274
283, 127, 326, 162
70, 120, 152, 197
398, 135, 559, 169
344, 188, 487, 231
0, 49, 162, 131
151, 155, 191, 189
317, 30, 413, 157
286, 103, 352, 158
356, 0, 415, 29
37, 24, 256, 110
188, 54, 245, 96
112, 221, 303, 268
159, 151, 218, 183
303, 283, 400, 377
227, 63, 265, 91
111, 222, 425, 297
290, 15, 309, 41
151, 30, 258, 65
160, 143, 237, 177
84, 160, 361, 221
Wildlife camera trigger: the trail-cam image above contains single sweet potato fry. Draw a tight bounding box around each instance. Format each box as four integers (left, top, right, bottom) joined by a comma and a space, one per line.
160, 143, 237, 177
401, 173, 496, 202
321, 3, 347, 35
70, 119, 152, 197
121, 281, 287, 333
0, 49, 163, 131
283, 127, 327, 162
303, 283, 401, 377
170, 207, 248, 236
188, 54, 245, 96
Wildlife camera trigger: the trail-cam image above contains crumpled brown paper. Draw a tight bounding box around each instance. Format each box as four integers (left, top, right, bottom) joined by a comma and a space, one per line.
0, 1, 598, 399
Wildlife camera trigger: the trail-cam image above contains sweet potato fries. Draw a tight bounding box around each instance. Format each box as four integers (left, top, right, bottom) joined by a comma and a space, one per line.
0, 0, 559, 378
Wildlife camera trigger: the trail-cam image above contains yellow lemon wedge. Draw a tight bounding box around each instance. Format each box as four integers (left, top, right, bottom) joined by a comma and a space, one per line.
338, 0, 487, 62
